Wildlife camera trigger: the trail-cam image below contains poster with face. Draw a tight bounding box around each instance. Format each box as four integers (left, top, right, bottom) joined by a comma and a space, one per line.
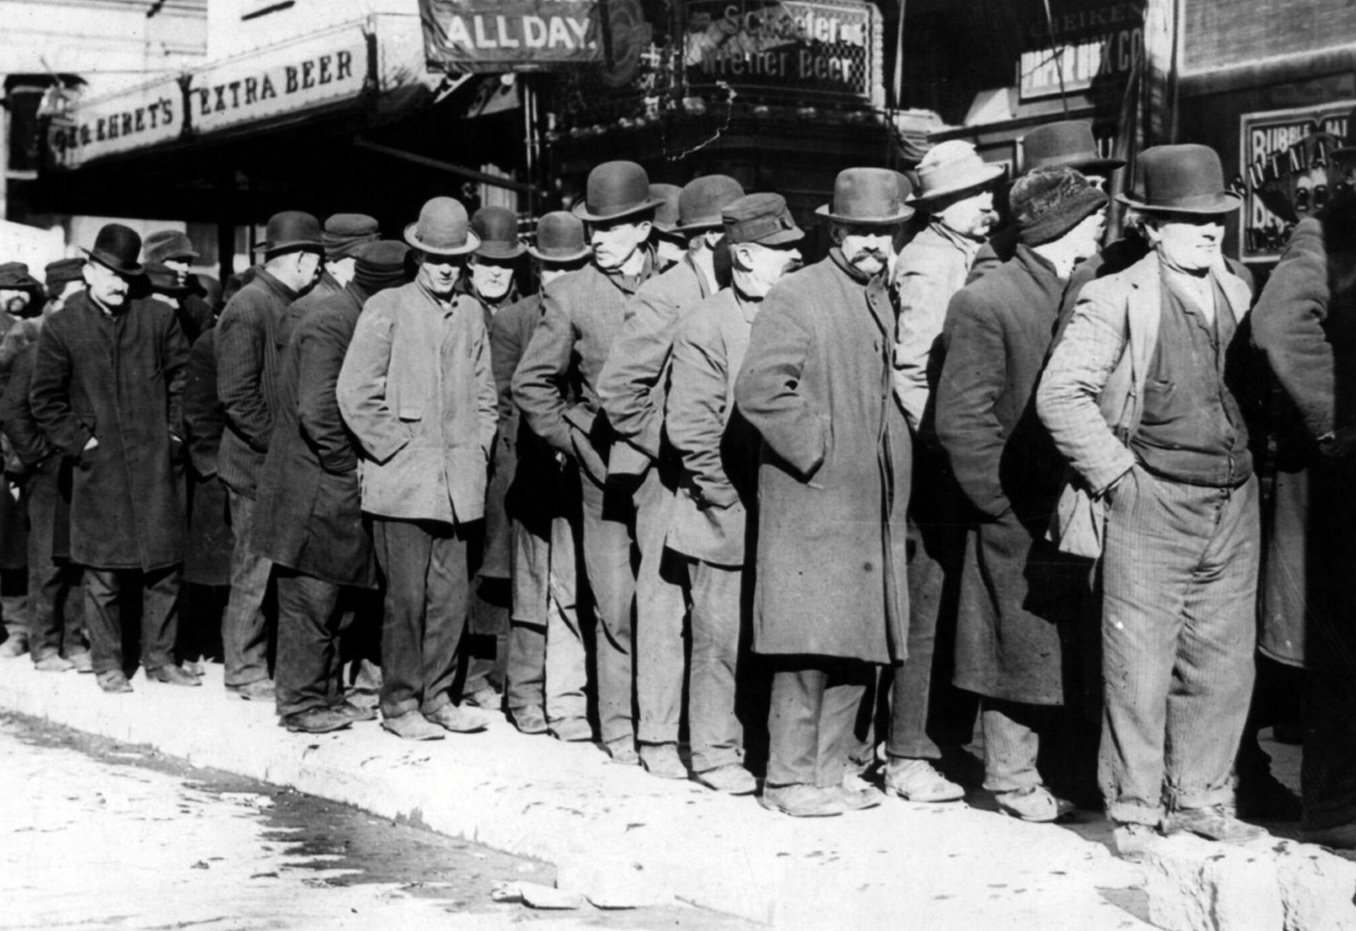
1239, 101, 1354, 263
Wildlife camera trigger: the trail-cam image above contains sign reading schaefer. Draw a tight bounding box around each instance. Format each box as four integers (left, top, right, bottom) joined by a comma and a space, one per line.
420, 0, 601, 72
683, 0, 881, 104
1238, 101, 1353, 263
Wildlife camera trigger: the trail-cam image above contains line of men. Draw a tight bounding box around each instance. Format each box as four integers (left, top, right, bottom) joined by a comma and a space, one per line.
1, 119, 1348, 853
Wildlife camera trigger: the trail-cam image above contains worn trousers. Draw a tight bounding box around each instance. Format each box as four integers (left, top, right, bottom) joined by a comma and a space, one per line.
25, 462, 84, 662
1100, 467, 1259, 826
274, 570, 351, 718
688, 559, 745, 773
222, 490, 273, 687
578, 473, 636, 744
372, 517, 471, 720
767, 658, 874, 788
634, 465, 689, 745
507, 510, 586, 723
83, 564, 180, 676
981, 699, 1047, 793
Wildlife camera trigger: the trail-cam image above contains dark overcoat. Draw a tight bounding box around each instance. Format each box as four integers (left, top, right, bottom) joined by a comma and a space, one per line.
29, 292, 188, 571
734, 251, 910, 663
252, 283, 377, 589
0, 343, 70, 562
935, 246, 1084, 705
181, 327, 232, 586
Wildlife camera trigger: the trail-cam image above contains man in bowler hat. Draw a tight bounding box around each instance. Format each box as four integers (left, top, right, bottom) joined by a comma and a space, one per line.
513, 160, 664, 763
215, 210, 325, 701
736, 169, 914, 817
29, 223, 194, 693
1039, 144, 1264, 855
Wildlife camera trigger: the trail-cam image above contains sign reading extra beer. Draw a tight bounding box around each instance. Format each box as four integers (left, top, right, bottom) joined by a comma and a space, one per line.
683, 0, 880, 103
1238, 101, 1353, 263
420, 0, 601, 71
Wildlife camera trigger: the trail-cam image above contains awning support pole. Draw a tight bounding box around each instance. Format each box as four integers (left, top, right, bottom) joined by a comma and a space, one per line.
353, 137, 534, 194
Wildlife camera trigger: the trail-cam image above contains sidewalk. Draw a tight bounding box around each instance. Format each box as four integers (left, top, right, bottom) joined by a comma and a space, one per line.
0, 659, 1341, 931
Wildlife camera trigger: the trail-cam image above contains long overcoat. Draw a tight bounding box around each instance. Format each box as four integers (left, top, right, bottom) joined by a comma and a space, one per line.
29, 291, 188, 571
251, 283, 377, 588
734, 250, 910, 663
935, 246, 1084, 705
180, 327, 232, 586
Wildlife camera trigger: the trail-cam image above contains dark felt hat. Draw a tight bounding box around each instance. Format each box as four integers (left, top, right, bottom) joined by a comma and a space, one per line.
674, 175, 746, 232
909, 140, 1005, 203
404, 197, 479, 256
1116, 144, 1242, 215
1021, 121, 1124, 174
572, 160, 664, 222
252, 211, 324, 255
722, 193, 804, 246
650, 184, 682, 235
44, 257, 85, 295
322, 213, 380, 259
0, 262, 42, 291
143, 229, 199, 264
472, 206, 527, 260
528, 211, 591, 263
82, 223, 143, 276
817, 167, 916, 224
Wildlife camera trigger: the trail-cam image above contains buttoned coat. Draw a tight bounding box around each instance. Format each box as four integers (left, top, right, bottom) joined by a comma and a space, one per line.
215, 269, 300, 497
180, 326, 232, 586
512, 257, 654, 485
252, 283, 377, 588
29, 292, 188, 571
734, 251, 911, 662
666, 288, 759, 566
337, 280, 497, 526
936, 246, 1084, 705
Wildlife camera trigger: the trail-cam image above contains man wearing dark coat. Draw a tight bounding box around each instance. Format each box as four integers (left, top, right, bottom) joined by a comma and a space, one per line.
29, 223, 194, 694
735, 169, 914, 818
252, 241, 406, 734
935, 167, 1107, 822
142, 230, 213, 345
215, 211, 324, 701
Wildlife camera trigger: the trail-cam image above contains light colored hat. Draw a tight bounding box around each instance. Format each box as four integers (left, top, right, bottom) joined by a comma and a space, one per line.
909, 140, 1005, 202
403, 197, 480, 256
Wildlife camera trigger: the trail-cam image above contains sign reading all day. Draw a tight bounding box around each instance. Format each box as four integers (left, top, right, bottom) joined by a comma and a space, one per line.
1238, 101, 1353, 263
420, 0, 601, 72
1017, 0, 1144, 101
48, 76, 183, 168
683, 0, 879, 102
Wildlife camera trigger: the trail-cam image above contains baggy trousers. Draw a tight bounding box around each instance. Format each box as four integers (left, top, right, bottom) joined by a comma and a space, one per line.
578, 473, 636, 744
634, 463, 690, 745
274, 570, 350, 718
83, 564, 180, 676
688, 558, 745, 773
767, 658, 874, 789
1100, 467, 1259, 826
372, 517, 471, 720
221, 490, 273, 687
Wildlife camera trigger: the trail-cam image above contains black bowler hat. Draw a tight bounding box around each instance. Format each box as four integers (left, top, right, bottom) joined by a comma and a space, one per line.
650, 184, 682, 236
82, 223, 143, 276
1022, 121, 1124, 175
1117, 144, 1242, 215
472, 206, 527, 261
674, 175, 746, 233
572, 160, 665, 223
252, 211, 324, 255
528, 212, 590, 263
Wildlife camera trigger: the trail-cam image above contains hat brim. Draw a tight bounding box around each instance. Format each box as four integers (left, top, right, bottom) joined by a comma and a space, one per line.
732, 228, 807, 247
251, 239, 325, 255
80, 248, 143, 277
672, 216, 725, 234
1114, 191, 1243, 215
814, 204, 916, 225
476, 242, 529, 261
907, 163, 1007, 202
1027, 153, 1126, 174
403, 223, 481, 256
571, 196, 666, 223
527, 245, 592, 263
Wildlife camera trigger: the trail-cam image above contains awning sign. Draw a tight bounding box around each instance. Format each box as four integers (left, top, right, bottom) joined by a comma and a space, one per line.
420, 0, 602, 72
47, 77, 183, 168
1017, 0, 1144, 101
1238, 101, 1353, 263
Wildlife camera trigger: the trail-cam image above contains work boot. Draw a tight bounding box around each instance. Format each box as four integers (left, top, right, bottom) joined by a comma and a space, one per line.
330, 700, 378, 724
281, 708, 352, 734
695, 764, 757, 795
883, 758, 965, 802
510, 706, 548, 735
0, 632, 29, 659
639, 742, 686, 779
605, 736, 638, 766
550, 717, 593, 742
381, 711, 444, 741
1166, 805, 1267, 845
34, 654, 75, 673
840, 772, 884, 811
227, 679, 276, 701
462, 685, 502, 711
994, 785, 1075, 823
67, 651, 94, 673
425, 703, 490, 734
96, 670, 133, 694
147, 665, 202, 687
760, 784, 845, 818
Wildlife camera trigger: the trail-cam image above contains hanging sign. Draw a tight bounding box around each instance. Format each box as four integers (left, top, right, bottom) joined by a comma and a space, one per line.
47, 77, 183, 168
420, 0, 602, 71
1017, 0, 1144, 101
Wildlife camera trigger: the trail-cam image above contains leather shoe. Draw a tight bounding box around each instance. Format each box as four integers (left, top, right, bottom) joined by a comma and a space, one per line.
550, 717, 593, 742
510, 706, 548, 735
462, 686, 502, 711
282, 708, 352, 734
0, 633, 29, 658
425, 703, 490, 733
330, 700, 377, 724
840, 773, 884, 811
994, 785, 1075, 823
695, 764, 757, 795
227, 679, 275, 701
605, 736, 638, 765
67, 651, 94, 673
1167, 805, 1267, 845
639, 742, 686, 779
147, 664, 202, 687
381, 712, 444, 741
34, 654, 75, 672
760, 784, 845, 817
883, 758, 966, 802
97, 670, 133, 694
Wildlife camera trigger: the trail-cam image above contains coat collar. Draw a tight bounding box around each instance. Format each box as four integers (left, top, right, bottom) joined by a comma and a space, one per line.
254, 268, 300, 304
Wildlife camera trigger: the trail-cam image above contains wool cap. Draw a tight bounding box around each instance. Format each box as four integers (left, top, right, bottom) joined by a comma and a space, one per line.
722, 193, 804, 246
354, 239, 410, 293
1010, 167, 1108, 246
44, 257, 85, 295
322, 213, 380, 260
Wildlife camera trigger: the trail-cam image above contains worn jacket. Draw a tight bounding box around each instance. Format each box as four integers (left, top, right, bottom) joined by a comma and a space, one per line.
734, 251, 911, 663
30, 292, 188, 570
337, 279, 497, 525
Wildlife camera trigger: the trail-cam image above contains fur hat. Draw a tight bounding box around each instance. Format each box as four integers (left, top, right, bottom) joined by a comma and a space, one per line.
1010, 167, 1108, 246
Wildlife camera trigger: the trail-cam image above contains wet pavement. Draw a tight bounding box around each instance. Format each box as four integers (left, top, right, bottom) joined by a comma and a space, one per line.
0, 712, 753, 930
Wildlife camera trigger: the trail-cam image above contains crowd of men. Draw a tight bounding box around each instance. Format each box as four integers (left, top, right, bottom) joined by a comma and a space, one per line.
0, 117, 1353, 861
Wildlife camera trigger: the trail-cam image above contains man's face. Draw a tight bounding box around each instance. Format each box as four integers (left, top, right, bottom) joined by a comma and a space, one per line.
416, 253, 464, 296
590, 217, 651, 271
163, 257, 192, 284
327, 256, 357, 288
0, 290, 28, 315
734, 242, 802, 297
470, 257, 516, 302
1147, 214, 1225, 273
836, 224, 896, 277
935, 187, 999, 240
82, 261, 131, 308
1069, 208, 1109, 262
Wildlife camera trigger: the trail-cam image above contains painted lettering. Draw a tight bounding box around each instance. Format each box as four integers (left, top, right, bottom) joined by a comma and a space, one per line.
302, 59, 315, 89
318, 54, 332, 85
337, 50, 353, 81
285, 65, 299, 94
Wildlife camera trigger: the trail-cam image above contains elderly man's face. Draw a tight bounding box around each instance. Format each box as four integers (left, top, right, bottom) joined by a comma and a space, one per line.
733, 241, 802, 298
936, 188, 999, 240
1146, 213, 1225, 273
416, 252, 464, 296
470, 257, 516, 302
836, 224, 896, 277
590, 217, 651, 271
82, 261, 131, 308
